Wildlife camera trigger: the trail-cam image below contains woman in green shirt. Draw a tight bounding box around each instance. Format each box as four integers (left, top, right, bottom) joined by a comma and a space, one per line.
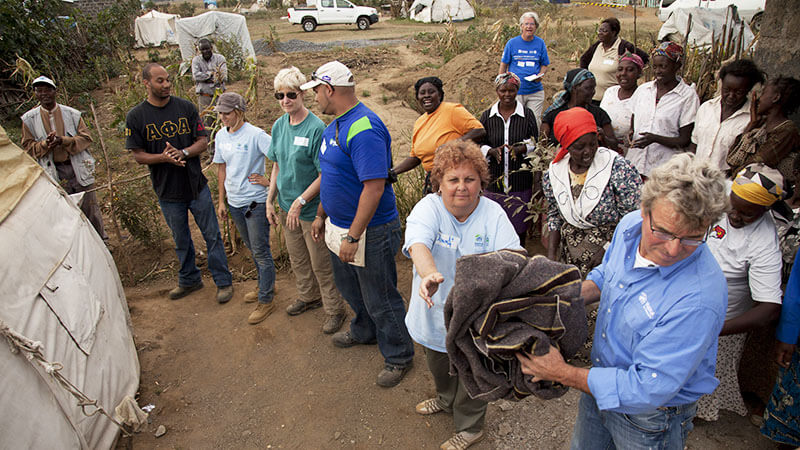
259, 66, 347, 334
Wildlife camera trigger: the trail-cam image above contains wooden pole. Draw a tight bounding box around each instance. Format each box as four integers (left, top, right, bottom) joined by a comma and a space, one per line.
633, 0, 638, 50
89, 103, 129, 273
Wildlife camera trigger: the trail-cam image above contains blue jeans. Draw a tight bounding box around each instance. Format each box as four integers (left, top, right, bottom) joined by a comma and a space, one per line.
159, 185, 232, 288
329, 218, 414, 367
228, 202, 275, 304
570, 392, 697, 450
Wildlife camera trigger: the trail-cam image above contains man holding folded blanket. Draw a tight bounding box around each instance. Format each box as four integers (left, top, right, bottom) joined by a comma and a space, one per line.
517, 154, 729, 449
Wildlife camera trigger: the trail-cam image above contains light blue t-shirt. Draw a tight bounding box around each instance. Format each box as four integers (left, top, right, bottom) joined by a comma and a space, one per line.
213, 122, 272, 208
501, 35, 550, 95
403, 194, 522, 352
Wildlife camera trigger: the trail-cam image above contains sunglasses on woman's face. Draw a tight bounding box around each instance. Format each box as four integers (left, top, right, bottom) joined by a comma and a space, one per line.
274, 92, 299, 100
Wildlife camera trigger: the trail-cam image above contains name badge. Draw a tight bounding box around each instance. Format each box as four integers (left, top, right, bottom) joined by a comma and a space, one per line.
603, 59, 615, 65
294, 136, 310, 147
435, 233, 460, 249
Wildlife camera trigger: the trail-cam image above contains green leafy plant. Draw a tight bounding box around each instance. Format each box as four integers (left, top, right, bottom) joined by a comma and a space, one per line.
114, 180, 168, 250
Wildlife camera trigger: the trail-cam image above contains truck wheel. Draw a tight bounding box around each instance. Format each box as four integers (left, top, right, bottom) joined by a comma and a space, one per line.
302, 18, 316, 32
357, 16, 370, 30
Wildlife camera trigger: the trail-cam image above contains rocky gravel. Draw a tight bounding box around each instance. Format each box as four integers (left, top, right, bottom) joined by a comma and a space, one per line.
253, 37, 410, 55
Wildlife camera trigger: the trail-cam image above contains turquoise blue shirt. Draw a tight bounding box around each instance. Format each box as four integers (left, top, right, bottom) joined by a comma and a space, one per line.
268, 112, 325, 222
402, 194, 522, 352
212, 122, 271, 208
586, 210, 728, 414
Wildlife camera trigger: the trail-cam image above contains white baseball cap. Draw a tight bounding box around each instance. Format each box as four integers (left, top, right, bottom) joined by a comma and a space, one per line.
299, 61, 355, 90
32, 75, 56, 89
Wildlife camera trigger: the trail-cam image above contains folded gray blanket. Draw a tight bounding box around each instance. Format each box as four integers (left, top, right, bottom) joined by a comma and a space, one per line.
444, 250, 586, 402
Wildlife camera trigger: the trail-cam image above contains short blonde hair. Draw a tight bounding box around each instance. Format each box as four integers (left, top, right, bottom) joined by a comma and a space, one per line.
431, 140, 489, 192
641, 154, 729, 230
274, 66, 307, 92
520, 11, 539, 27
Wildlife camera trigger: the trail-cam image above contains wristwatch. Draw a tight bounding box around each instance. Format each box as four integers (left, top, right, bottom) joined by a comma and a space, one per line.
342, 234, 359, 243
181, 149, 190, 158
296, 196, 307, 206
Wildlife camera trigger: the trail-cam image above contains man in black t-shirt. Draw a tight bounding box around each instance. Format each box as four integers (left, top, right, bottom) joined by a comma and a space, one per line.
126, 63, 233, 303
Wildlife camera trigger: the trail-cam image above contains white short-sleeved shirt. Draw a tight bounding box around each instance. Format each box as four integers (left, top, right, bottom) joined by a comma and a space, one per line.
600, 85, 634, 147
403, 194, 522, 352
588, 38, 621, 102
213, 122, 272, 208
706, 211, 783, 321
691, 96, 751, 171
627, 79, 700, 176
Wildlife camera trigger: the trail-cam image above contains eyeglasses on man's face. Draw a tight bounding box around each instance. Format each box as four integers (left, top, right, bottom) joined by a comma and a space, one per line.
647, 210, 708, 247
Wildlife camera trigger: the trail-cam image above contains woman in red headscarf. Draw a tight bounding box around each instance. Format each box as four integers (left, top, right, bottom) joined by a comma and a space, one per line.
542, 107, 643, 276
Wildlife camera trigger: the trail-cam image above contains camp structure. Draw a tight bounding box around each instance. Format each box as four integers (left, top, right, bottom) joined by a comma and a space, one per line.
658, 6, 755, 49
134, 10, 180, 48
0, 125, 142, 448
175, 11, 256, 71
409, 0, 475, 23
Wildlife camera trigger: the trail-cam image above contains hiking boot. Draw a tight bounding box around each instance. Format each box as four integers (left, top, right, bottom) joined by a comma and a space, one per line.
440, 430, 484, 450
168, 282, 203, 300
216, 285, 234, 304
244, 291, 258, 303
376, 363, 412, 388
248, 302, 275, 325
415, 398, 445, 415
322, 313, 347, 335
286, 298, 323, 316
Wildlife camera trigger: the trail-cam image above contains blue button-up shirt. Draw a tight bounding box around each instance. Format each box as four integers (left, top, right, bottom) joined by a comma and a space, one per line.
586, 210, 727, 414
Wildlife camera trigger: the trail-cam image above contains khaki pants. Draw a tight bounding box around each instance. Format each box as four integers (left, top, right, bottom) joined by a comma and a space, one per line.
517, 90, 545, 131
278, 210, 345, 315
425, 347, 487, 433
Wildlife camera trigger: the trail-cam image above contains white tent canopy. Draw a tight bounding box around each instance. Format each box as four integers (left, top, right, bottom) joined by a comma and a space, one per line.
175, 11, 255, 70
134, 10, 180, 48
409, 0, 475, 23
0, 126, 141, 448
658, 7, 755, 49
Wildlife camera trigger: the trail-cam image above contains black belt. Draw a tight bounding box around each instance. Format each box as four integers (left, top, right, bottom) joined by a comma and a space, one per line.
54, 160, 71, 166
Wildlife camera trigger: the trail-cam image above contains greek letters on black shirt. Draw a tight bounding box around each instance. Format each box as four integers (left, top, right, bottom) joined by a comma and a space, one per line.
125, 96, 208, 201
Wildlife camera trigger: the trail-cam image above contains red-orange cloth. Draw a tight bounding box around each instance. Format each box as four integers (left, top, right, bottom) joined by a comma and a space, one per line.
552, 107, 597, 163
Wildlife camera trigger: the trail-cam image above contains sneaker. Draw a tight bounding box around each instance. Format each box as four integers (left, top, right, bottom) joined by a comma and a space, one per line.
376, 363, 412, 388
168, 282, 203, 300
322, 313, 347, 334
286, 298, 323, 316
440, 430, 484, 450
216, 285, 234, 304
248, 302, 275, 325
244, 291, 258, 303
415, 398, 445, 415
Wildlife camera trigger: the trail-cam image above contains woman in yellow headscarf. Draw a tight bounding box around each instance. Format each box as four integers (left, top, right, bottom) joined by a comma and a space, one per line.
698, 163, 789, 422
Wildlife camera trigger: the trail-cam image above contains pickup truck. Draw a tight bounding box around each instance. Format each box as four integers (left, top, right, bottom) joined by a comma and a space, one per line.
287, 0, 379, 32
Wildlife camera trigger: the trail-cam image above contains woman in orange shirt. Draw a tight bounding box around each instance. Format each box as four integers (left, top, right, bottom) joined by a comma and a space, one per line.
391, 76, 485, 193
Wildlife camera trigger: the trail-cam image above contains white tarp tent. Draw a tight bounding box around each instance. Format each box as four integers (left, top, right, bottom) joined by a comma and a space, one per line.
134, 10, 180, 48
175, 11, 255, 70
410, 0, 475, 23
0, 126, 142, 449
658, 7, 755, 49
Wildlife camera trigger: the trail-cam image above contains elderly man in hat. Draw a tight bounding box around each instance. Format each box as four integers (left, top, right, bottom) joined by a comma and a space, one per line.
21, 75, 107, 240
518, 154, 730, 449
304, 60, 415, 388
125, 63, 233, 304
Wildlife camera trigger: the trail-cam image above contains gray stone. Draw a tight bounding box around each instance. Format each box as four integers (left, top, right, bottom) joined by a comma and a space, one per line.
497, 422, 513, 436
154, 425, 167, 438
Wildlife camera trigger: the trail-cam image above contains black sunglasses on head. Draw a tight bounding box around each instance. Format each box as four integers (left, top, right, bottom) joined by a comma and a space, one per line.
244, 201, 258, 218
274, 92, 298, 100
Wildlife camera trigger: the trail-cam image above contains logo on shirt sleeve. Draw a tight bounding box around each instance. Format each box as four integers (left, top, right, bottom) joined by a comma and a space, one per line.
711, 225, 726, 239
